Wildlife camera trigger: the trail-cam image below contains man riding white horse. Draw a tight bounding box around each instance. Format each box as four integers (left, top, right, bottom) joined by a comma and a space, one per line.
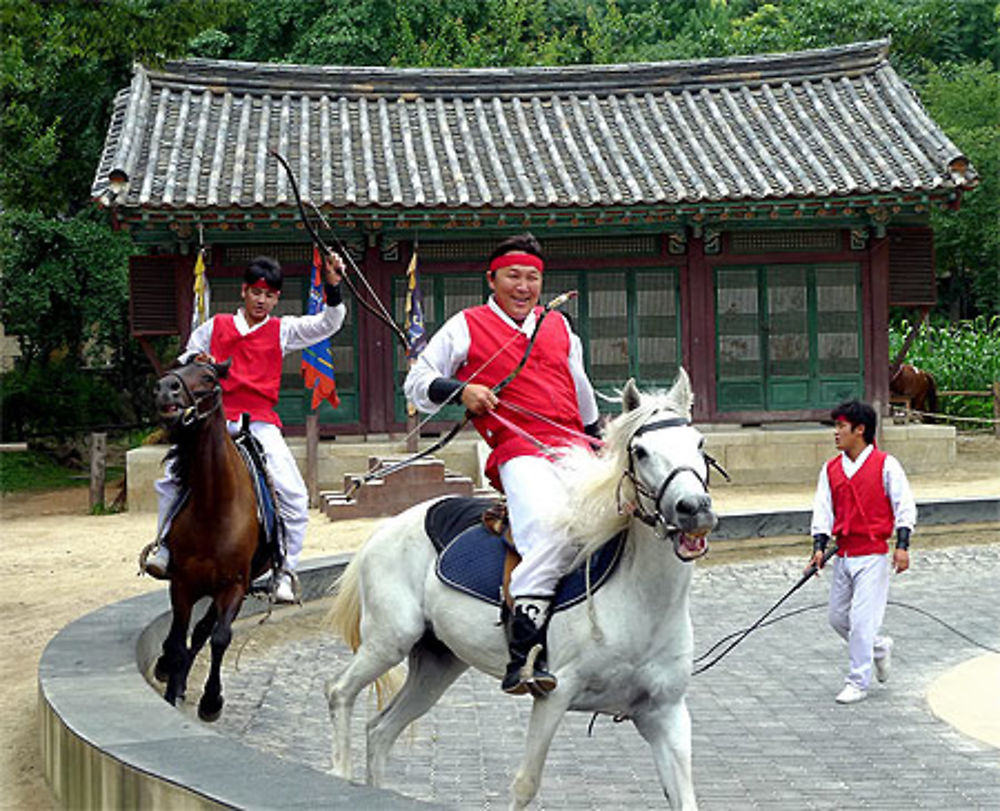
404, 233, 600, 695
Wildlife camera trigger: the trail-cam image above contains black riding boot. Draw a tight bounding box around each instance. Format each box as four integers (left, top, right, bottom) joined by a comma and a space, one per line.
501, 600, 557, 696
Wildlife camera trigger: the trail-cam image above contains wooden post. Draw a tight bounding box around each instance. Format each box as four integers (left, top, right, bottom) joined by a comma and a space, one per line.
305, 413, 319, 508
406, 358, 419, 453
993, 382, 1000, 439
89, 432, 107, 512
873, 397, 884, 445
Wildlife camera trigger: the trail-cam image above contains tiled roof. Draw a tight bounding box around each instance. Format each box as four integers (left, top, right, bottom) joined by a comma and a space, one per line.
92, 40, 976, 213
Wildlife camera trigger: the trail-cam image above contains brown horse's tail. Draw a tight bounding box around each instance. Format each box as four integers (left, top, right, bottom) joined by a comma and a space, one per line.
326, 553, 403, 708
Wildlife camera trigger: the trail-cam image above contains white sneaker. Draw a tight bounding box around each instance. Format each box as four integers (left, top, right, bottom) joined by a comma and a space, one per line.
144, 545, 170, 579
835, 683, 868, 704
875, 637, 894, 683
273, 573, 296, 604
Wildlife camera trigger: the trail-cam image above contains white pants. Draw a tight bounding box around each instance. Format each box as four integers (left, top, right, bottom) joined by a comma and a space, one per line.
500, 455, 577, 600
828, 553, 892, 690
155, 420, 308, 570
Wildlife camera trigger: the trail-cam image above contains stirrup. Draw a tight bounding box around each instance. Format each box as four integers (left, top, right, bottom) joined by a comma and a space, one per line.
502, 643, 557, 697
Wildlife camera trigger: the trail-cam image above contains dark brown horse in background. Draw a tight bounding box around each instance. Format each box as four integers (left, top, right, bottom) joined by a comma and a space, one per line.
890, 363, 938, 422
152, 357, 269, 721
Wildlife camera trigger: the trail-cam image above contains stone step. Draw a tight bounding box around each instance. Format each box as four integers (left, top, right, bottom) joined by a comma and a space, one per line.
321, 455, 489, 520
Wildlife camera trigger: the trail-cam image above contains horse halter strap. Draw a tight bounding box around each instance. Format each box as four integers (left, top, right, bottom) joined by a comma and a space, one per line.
166, 367, 223, 426
620, 415, 729, 538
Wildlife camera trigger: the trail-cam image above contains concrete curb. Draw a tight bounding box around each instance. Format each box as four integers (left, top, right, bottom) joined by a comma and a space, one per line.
39, 555, 443, 810
713, 495, 999, 540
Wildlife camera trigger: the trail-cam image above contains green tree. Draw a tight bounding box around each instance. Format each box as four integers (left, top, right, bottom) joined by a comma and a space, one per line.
921, 60, 1000, 317
0, 1, 240, 438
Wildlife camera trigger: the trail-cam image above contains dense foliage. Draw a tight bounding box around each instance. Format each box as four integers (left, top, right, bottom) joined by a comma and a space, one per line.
889, 316, 1000, 424
1, 0, 997, 441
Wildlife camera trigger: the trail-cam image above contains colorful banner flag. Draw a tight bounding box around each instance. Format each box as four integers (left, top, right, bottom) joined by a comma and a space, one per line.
404, 249, 427, 360
301, 246, 341, 410
191, 248, 210, 331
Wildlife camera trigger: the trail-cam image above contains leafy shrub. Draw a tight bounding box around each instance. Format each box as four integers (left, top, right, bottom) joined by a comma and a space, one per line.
889, 315, 1000, 424
0, 360, 132, 441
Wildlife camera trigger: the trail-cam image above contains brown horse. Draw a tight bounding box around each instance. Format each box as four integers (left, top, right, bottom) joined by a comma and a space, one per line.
151, 357, 269, 721
890, 363, 938, 422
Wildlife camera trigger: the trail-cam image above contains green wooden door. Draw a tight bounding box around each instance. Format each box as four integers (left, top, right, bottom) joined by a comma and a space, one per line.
716, 264, 863, 413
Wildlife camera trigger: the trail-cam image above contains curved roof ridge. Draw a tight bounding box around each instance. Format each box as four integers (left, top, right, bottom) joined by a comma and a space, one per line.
149, 40, 891, 99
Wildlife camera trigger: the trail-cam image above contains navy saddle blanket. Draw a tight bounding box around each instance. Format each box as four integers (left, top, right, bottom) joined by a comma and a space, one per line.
426, 497, 626, 613
233, 431, 283, 567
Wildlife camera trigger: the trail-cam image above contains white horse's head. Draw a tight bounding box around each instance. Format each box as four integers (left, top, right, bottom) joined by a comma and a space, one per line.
618, 369, 718, 560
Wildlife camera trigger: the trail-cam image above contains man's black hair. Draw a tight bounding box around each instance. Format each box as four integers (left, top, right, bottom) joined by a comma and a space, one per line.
831, 399, 877, 444
244, 256, 283, 291
488, 233, 544, 275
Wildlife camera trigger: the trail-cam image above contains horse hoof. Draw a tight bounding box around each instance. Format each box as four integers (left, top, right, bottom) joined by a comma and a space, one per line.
198, 697, 223, 723
154, 658, 169, 683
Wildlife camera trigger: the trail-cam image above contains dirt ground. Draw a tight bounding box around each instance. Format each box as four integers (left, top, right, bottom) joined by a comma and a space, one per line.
1, 434, 997, 809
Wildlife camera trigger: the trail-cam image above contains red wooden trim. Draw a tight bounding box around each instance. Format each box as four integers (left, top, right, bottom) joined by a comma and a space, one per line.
867, 235, 891, 409
685, 236, 715, 422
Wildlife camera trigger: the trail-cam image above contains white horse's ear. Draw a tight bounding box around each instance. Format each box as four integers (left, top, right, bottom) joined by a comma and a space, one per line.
668, 367, 694, 417
622, 378, 642, 412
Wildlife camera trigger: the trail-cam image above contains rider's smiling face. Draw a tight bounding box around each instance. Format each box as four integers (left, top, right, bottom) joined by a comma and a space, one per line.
488, 258, 542, 324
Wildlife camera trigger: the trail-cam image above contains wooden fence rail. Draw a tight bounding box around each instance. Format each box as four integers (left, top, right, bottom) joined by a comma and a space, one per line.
891, 381, 1000, 437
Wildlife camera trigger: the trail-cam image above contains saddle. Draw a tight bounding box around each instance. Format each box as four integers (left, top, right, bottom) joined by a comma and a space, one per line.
425, 496, 626, 612
232, 422, 287, 580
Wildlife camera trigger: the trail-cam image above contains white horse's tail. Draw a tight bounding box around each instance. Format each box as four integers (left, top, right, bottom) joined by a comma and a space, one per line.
328, 557, 363, 652
327, 554, 404, 708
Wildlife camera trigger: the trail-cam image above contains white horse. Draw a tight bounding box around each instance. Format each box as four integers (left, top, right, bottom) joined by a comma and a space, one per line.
326, 370, 717, 809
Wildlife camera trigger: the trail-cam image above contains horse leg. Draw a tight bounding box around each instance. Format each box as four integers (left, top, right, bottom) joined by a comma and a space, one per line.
189, 602, 218, 659
509, 688, 573, 811
325, 618, 425, 781
632, 698, 697, 810
366, 635, 468, 787
159, 584, 194, 705
198, 587, 243, 723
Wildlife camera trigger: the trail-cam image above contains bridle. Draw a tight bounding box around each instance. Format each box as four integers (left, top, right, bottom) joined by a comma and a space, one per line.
162, 364, 223, 427
618, 414, 730, 540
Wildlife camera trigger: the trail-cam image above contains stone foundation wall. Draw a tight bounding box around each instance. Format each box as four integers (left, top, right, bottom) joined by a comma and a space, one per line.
125, 424, 956, 513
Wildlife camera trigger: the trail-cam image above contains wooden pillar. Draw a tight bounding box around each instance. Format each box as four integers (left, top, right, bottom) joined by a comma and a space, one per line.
866, 235, 891, 409
89, 432, 107, 512
684, 234, 715, 421
993, 381, 1000, 438
305, 413, 319, 507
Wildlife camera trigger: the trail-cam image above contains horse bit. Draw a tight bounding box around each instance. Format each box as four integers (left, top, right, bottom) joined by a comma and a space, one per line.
617, 415, 730, 540
163, 364, 223, 426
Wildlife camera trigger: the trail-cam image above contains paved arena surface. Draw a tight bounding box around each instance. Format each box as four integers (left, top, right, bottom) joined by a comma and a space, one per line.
202, 544, 1000, 809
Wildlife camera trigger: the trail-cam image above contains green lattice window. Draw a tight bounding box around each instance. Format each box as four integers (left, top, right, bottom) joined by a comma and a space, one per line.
715, 264, 863, 413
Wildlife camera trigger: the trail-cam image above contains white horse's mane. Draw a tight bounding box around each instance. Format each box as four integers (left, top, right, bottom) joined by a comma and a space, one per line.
548, 374, 694, 562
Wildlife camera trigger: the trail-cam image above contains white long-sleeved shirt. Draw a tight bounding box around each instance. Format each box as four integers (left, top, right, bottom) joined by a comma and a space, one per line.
181, 302, 347, 361
403, 296, 599, 425
810, 444, 917, 536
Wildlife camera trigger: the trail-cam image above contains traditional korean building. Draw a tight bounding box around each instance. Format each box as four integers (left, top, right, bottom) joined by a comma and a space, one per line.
92, 39, 976, 436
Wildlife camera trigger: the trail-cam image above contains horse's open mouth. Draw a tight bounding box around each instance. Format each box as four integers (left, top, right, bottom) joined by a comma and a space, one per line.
675, 530, 710, 561
158, 404, 180, 420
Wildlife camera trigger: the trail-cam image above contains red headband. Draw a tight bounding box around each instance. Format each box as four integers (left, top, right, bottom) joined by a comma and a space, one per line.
248, 278, 280, 292
489, 252, 544, 274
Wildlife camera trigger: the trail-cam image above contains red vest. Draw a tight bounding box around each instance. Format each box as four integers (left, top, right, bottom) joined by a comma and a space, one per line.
210, 314, 283, 426
827, 448, 895, 556
457, 305, 588, 489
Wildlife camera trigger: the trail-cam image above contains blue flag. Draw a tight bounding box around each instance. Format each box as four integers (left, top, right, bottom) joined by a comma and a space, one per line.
301, 247, 340, 410
404, 249, 427, 360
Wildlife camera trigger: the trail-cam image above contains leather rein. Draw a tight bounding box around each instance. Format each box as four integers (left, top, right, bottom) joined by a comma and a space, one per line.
618, 415, 730, 539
